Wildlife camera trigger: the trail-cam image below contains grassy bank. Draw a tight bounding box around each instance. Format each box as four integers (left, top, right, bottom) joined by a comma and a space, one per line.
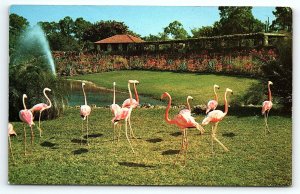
69, 70, 260, 106
9, 108, 292, 186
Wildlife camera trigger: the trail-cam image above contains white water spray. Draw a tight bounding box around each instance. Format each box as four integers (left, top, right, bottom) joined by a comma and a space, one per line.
17, 25, 56, 76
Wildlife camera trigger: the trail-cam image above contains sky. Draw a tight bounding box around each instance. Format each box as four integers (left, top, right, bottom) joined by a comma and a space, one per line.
9, 5, 276, 37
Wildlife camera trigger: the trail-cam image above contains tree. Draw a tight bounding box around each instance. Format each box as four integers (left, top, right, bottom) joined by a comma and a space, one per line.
191, 26, 215, 37
9, 13, 29, 55
163, 20, 189, 39
59, 16, 75, 36
270, 7, 292, 32
217, 6, 265, 35
83, 20, 130, 42
73, 17, 92, 41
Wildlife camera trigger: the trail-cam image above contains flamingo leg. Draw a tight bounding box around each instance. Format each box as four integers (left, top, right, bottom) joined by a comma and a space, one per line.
9, 136, 16, 164
113, 123, 116, 142
125, 118, 135, 153
86, 116, 89, 146
212, 123, 229, 152
118, 123, 121, 142
174, 130, 185, 166
266, 111, 271, 133
211, 124, 215, 154
183, 129, 188, 166
128, 116, 136, 139
38, 111, 43, 137
24, 126, 27, 156
30, 125, 34, 149
81, 119, 84, 145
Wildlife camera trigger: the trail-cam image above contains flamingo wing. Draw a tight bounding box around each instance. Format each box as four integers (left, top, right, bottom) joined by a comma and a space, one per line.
19, 110, 34, 126
30, 103, 48, 113
110, 104, 121, 115
206, 100, 218, 113
122, 98, 138, 108
80, 105, 91, 119
262, 101, 273, 114
179, 109, 191, 116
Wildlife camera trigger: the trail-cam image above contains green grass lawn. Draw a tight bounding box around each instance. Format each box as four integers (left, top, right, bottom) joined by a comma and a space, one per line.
8, 108, 292, 186
69, 70, 260, 106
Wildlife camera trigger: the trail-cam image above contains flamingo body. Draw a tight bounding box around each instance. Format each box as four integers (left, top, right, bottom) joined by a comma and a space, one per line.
206, 100, 218, 114
8, 123, 17, 136
19, 110, 34, 127
122, 99, 138, 108
30, 103, 48, 113
112, 107, 131, 123
80, 105, 91, 120
202, 110, 225, 125
262, 101, 273, 114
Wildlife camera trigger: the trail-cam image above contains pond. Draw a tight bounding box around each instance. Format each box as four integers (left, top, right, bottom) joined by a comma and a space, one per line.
66, 80, 164, 107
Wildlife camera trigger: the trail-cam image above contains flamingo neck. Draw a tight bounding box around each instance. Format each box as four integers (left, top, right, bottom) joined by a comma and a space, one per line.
164, 94, 174, 124
113, 83, 116, 104
133, 83, 139, 104
214, 86, 218, 101
128, 83, 133, 106
22, 95, 27, 110
44, 89, 52, 109
224, 91, 229, 115
82, 85, 87, 105
187, 97, 191, 111
268, 83, 272, 102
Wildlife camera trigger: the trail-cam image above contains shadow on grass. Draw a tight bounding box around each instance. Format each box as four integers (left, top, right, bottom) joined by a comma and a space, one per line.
222, 132, 236, 137
170, 132, 181, 137
118, 162, 155, 168
40, 141, 57, 149
83, 133, 103, 139
162, 149, 180, 155
73, 148, 88, 155
146, 138, 163, 143
71, 138, 87, 144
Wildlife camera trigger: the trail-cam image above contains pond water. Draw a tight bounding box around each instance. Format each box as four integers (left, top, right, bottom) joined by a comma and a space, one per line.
66, 80, 164, 107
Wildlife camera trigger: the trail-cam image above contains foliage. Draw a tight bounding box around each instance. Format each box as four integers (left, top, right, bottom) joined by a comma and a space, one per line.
270, 7, 292, 32
217, 6, 265, 35
9, 108, 292, 185
163, 20, 189, 39
82, 20, 131, 43
191, 26, 215, 37
9, 13, 29, 55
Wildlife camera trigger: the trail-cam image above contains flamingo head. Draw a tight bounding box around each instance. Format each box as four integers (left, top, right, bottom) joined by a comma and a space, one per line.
226, 88, 233, 95
82, 82, 86, 87
214, 84, 220, 89
44, 87, 51, 92
113, 82, 116, 86
187, 96, 193, 101
23, 94, 27, 99
128, 80, 139, 84
268, 81, 273, 85
160, 92, 170, 100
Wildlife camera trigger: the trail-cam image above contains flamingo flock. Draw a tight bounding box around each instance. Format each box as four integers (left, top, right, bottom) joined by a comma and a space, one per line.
9, 80, 274, 166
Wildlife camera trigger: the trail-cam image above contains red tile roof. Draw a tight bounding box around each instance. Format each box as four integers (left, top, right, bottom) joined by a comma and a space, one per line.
94, 34, 145, 44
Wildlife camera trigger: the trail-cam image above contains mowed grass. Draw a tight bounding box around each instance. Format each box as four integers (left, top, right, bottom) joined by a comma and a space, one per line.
9, 108, 292, 186
70, 70, 259, 105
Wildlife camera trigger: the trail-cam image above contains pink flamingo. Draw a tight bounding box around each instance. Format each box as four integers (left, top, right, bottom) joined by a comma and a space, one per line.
19, 94, 35, 155
110, 82, 121, 142
206, 84, 220, 114
111, 80, 137, 153
161, 92, 204, 165
80, 82, 91, 145
179, 96, 193, 116
262, 81, 273, 134
8, 123, 17, 163
202, 88, 233, 153
30, 87, 52, 137
122, 80, 140, 138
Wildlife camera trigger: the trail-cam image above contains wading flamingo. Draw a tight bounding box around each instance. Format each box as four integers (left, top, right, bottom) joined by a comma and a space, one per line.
19, 94, 35, 155
111, 80, 137, 153
161, 92, 204, 166
206, 84, 220, 114
30, 88, 52, 137
262, 81, 273, 134
110, 82, 121, 142
80, 82, 91, 145
202, 88, 233, 153
122, 80, 140, 138
8, 123, 17, 163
